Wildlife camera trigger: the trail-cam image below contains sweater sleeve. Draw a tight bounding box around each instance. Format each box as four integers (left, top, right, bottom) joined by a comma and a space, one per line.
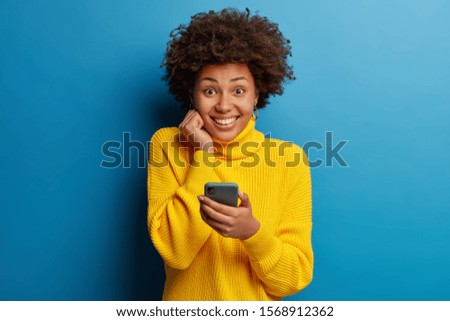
147, 128, 220, 270
241, 144, 313, 297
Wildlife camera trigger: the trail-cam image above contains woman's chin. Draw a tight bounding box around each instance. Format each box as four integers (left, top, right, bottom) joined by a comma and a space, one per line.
213, 132, 237, 142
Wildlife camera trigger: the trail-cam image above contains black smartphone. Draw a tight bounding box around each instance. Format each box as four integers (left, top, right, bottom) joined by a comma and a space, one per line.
204, 182, 238, 207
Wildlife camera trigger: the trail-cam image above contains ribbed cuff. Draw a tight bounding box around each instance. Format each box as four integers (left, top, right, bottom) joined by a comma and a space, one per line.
241, 225, 282, 264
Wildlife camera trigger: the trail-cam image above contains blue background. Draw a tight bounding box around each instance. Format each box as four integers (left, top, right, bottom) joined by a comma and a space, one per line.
1, 0, 449, 300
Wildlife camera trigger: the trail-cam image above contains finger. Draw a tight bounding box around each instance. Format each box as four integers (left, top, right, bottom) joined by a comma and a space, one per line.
200, 207, 229, 234
238, 191, 251, 208
181, 112, 204, 135
200, 202, 231, 225
179, 110, 197, 129
200, 195, 235, 215
179, 113, 204, 144
190, 111, 204, 128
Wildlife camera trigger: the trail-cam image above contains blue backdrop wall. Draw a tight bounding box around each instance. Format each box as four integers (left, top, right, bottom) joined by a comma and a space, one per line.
1, 0, 449, 300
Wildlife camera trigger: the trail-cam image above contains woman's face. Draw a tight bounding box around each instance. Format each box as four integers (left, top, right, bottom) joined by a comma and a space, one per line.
192, 63, 259, 142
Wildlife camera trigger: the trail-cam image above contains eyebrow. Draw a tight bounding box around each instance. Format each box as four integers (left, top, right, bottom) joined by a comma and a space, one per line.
199, 76, 249, 83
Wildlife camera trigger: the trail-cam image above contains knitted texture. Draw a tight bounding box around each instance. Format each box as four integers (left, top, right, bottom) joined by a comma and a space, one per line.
148, 118, 313, 300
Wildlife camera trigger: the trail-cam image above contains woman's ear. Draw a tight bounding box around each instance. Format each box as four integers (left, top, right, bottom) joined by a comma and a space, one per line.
254, 89, 259, 107
189, 91, 195, 109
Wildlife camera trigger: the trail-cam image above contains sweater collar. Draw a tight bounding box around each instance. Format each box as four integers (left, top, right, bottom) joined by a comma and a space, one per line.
211, 118, 265, 160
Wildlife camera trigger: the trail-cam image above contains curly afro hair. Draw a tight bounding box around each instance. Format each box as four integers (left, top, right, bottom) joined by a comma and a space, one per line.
161, 8, 295, 110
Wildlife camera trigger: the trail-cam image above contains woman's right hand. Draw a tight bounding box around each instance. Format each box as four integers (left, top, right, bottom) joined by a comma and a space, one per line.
179, 109, 214, 153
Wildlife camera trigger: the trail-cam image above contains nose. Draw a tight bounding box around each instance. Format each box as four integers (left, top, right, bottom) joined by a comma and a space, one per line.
215, 93, 233, 113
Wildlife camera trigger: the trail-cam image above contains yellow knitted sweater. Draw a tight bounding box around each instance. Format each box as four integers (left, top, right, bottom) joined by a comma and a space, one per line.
147, 118, 313, 300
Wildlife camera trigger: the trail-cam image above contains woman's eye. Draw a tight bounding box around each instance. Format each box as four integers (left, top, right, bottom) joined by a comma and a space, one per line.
204, 88, 216, 95
235, 88, 245, 95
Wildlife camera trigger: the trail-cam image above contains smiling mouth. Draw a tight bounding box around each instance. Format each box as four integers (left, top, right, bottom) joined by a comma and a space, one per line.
212, 117, 239, 126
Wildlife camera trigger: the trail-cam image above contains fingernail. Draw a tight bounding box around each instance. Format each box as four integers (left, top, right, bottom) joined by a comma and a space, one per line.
198, 195, 204, 202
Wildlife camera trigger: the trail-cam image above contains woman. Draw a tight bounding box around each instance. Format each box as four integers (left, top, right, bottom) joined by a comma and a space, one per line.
148, 8, 313, 301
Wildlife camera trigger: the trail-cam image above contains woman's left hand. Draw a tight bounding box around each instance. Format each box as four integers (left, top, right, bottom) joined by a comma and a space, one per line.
198, 191, 260, 240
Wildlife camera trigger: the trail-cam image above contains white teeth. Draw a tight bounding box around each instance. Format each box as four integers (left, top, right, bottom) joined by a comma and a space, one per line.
214, 117, 237, 125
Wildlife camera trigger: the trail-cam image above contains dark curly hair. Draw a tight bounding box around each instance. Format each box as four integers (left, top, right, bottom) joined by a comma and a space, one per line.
161, 8, 295, 110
